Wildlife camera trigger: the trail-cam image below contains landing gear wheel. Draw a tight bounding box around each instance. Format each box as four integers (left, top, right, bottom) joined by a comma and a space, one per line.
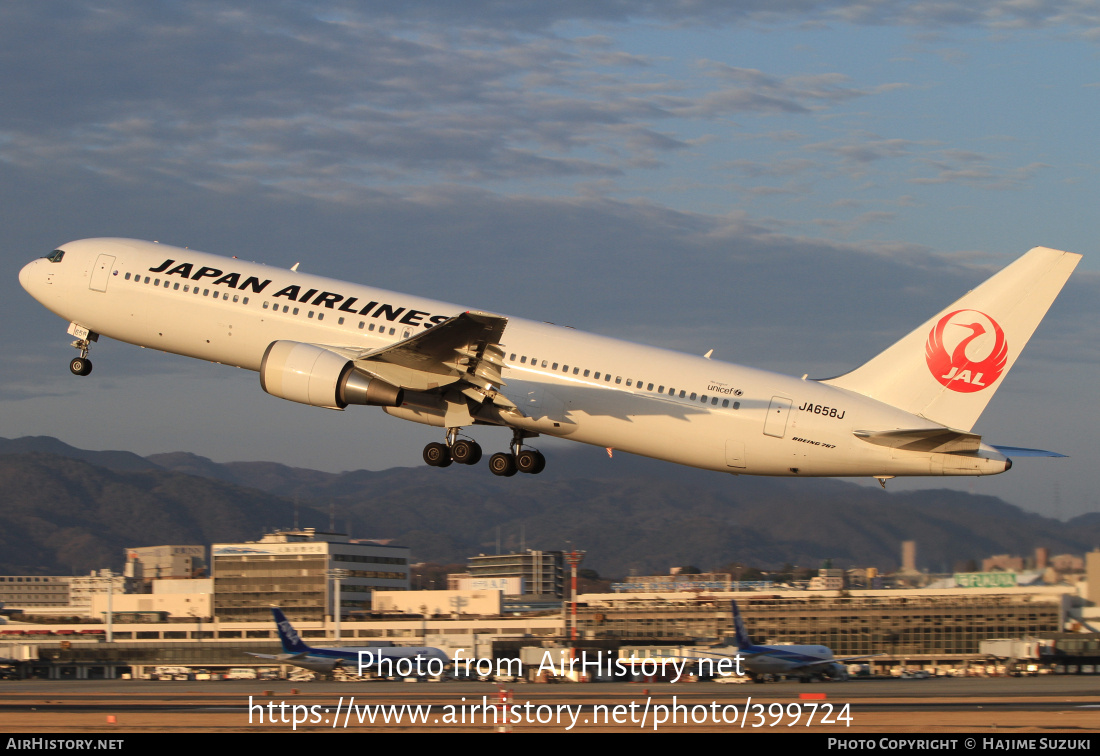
451, 439, 482, 466
69, 357, 92, 376
516, 449, 545, 474
488, 452, 518, 477
423, 442, 453, 468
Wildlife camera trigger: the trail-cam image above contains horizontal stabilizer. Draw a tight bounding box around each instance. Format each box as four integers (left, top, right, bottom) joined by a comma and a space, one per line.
854, 428, 981, 453
991, 445, 1067, 458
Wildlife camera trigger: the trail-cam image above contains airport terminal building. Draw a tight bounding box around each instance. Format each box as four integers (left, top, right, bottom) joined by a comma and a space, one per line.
212, 529, 410, 623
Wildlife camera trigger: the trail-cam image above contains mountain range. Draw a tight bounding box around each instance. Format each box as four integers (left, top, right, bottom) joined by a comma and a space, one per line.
0, 435, 1096, 577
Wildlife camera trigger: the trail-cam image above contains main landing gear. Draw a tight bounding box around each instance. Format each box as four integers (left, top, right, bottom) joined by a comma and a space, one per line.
487, 429, 546, 477
422, 428, 545, 476
423, 428, 483, 470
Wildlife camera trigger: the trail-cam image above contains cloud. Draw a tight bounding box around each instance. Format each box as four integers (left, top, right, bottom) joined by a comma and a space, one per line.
0, 4, 924, 201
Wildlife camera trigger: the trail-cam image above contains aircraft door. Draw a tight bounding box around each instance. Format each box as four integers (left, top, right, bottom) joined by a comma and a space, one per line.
725, 440, 746, 468
89, 254, 116, 292
763, 396, 792, 438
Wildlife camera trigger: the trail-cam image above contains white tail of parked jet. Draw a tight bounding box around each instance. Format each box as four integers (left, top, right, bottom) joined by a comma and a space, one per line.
823, 247, 1080, 432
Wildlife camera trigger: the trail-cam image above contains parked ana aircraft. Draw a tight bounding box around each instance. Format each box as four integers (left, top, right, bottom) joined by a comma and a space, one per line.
19, 239, 1079, 480
247, 607, 449, 676
694, 601, 876, 683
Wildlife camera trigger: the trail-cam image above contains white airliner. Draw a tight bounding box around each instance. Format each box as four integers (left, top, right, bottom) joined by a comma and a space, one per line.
697, 601, 876, 683
248, 607, 449, 676
19, 238, 1079, 480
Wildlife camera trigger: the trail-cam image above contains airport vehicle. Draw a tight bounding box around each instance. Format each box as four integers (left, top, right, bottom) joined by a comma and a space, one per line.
246, 607, 449, 676
19, 239, 1079, 480
694, 601, 878, 683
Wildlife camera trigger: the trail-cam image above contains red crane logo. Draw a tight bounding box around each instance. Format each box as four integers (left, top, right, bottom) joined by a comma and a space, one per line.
925, 309, 1008, 393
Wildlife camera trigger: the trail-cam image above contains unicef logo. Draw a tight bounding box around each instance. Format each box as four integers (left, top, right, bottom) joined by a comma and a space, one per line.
924, 309, 1008, 393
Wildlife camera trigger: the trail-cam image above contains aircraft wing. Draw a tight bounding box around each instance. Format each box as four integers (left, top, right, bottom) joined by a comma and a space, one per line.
247, 652, 310, 662
790, 654, 881, 670
328, 311, 514, 409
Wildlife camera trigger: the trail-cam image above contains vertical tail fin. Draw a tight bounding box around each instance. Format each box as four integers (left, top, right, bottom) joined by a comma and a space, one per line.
823, 247, 1080, 431
272, 607, 311, 654
730, 600, 753, 651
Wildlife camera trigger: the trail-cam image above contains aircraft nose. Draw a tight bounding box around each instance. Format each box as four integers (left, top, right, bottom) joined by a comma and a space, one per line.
18, 259, 39, 294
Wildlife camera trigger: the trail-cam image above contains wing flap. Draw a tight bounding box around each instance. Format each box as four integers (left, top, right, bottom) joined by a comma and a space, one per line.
332, 311, 515, 409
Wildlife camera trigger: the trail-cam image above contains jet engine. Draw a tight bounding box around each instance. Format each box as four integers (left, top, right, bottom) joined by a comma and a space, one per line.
260, 341, 403, 410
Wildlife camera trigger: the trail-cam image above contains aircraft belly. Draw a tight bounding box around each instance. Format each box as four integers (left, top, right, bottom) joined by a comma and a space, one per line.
550, 387, 734, 471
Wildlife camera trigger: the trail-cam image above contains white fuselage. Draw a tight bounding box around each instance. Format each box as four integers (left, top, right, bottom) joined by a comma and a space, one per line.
743, 645, 834, 676
19, 238, 1011, 478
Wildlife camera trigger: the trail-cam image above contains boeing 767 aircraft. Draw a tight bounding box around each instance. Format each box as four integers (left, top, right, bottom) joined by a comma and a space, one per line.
693, 601, 879, 683
19, 238, 1079, 481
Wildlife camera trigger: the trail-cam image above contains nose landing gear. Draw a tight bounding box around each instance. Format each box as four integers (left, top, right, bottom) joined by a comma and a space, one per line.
69, 356, 93, 376
66, 322, 97, 376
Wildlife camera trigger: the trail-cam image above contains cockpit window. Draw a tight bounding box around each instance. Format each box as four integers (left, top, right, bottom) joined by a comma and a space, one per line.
45, 249, 65, 263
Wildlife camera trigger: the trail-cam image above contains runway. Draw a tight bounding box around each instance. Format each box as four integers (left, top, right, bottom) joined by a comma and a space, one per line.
1, 677, 1099, 733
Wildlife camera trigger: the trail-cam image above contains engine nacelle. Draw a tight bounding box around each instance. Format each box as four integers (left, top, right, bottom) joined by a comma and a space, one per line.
260, 341, 403, 410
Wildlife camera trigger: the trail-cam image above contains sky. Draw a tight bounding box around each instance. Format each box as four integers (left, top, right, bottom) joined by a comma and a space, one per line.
1, 1, 1098, 519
